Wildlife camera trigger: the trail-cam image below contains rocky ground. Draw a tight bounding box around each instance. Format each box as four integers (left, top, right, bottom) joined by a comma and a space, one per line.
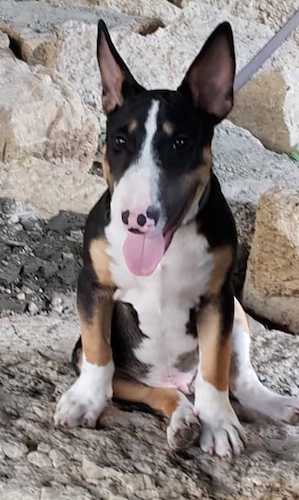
1, 0, 299, 498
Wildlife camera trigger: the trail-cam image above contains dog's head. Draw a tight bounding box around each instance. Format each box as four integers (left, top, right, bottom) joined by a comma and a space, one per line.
97, 20, 235, 276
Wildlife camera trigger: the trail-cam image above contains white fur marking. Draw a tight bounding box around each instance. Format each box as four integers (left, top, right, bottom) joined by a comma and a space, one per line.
167, 393, 200, 450
231, 319, 299, 424
54, 356, 114, 428
194, 373, 245, 457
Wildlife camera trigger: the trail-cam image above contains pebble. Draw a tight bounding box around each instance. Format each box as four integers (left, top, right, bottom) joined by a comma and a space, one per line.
49, 449, 65, 468
9, 214, 20, 224
16, 292, 26, 301
2, 441, 29, 459
52, 304, 64, 314
22, 285, 34, 295
51, 295, 62, 307
28, 302, 39, 315
27, 451, 52, 469
37, 443, 51, 454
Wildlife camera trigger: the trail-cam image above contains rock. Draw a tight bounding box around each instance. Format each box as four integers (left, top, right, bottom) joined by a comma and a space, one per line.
230, 67, 299, 153
0, 31, 9, 48
0, 49, 99, 168
55, 20, 104, 124
1, 441, 29, 459
0, 157, 107, 217
0, 1, 160, 70
243, 187, 299, 333
189, 0, 299, 47
211, 120, 299, 292
49, 448, 65, 468
41, 486, 92, 500
28, 302, 39, 315
0, 302, 299, 498
27, 451, 52, 469
51, 294, 63, 307
0, 262, 21, 286
16, 292, 26, 301
8, 213, 19, 224
94, 0, 180, 25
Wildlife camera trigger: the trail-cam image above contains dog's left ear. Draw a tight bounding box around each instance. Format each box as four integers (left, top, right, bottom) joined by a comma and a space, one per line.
97, 20, 145, 114
178, 22, 235, 122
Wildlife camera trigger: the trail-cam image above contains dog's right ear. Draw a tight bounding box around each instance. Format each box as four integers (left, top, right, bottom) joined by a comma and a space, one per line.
97, 20, 145, 114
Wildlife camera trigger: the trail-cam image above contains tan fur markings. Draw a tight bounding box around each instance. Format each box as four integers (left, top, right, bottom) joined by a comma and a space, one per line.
186, 146, 212, 204
79, 297, 113, 366
197, 302, 232, 391
162, 121, 174, 136
89, 237, 115, 289
80, 236, 115, 366
113, 378, 179, 417
205, 246, 233, 298
234, 298, 250, 334
102, 144, 115, 192
129, 119, 138, 133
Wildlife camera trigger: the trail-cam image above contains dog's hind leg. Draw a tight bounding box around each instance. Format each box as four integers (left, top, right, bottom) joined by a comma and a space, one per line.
113, 378, 200, 451
230, 299, 299, 424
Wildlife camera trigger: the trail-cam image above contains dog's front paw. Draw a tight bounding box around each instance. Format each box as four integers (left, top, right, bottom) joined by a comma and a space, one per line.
54, 360, 114, 428
195, 380, 246, 458
167, 394, 200, 451
199, 413, 246, 458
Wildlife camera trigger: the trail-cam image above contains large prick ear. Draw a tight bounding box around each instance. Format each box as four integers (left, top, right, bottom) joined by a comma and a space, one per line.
178, 22, 236, 122
97, 20, 145, 114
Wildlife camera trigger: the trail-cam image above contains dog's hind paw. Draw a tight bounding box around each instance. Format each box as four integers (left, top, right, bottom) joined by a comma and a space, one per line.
167, 395, 200, 451
266, 395, 299, 425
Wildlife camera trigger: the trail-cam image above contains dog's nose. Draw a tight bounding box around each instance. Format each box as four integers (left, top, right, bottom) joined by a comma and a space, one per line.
146, 206, 160, 225
121, 207, 160, 232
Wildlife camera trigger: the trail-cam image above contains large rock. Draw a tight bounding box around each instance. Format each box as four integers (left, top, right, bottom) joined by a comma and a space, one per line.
91, 0, 180, 25
184, 0, 299, 47
0, 48, 98, 167
213, 120, 299, 293
1, 305, 299, 498
243, 187, 299, 333
0, 158, 106, 217
0, 0, 160, 67
2, 0, 298, 152
230, 68, 299, 152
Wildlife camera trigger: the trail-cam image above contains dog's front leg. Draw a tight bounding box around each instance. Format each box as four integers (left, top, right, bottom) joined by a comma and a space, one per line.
54, 265, 114, 428
194, 291, 246, 458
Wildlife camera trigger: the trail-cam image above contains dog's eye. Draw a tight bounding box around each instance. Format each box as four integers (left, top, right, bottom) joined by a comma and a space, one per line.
173, 135, 189, 151
114, 135, 127, 148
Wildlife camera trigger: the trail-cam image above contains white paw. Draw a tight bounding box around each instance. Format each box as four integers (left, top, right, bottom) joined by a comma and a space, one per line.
266, 395, 299, 424
195, 378, 246, 458
199, 414, 246, 458
167, 394, 200, 451
54, 359, 114, 428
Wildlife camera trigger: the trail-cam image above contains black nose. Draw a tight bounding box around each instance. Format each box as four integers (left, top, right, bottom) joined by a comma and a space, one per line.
137, 214, 146, 227
146, 206, 160, 225
121, 210, 130, 225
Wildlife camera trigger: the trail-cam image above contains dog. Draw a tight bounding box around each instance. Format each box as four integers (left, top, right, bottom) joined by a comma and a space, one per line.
54, 20, 299, 458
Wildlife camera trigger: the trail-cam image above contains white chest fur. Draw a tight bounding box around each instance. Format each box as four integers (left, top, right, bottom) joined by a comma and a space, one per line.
105, 221, 214, 390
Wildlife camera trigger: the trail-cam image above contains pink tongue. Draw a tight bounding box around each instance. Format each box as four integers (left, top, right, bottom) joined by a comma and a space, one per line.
123, 231, 165, 276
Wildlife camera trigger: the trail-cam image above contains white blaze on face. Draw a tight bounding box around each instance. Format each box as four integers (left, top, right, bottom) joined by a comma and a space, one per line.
107, 100, 167, 277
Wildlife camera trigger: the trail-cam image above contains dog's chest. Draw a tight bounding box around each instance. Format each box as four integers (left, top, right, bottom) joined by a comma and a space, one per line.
106, 222, 214, 389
